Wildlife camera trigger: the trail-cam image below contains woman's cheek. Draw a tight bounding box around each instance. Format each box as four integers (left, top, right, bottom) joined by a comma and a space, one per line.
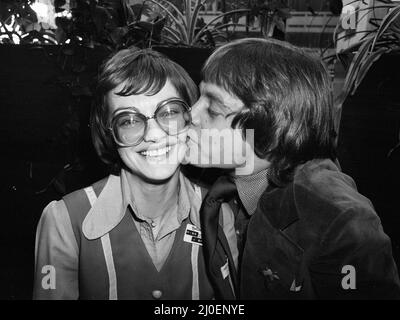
176, 132, 189, 163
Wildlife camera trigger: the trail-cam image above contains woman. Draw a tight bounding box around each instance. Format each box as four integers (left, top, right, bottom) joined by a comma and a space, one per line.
33, 47, 237, 300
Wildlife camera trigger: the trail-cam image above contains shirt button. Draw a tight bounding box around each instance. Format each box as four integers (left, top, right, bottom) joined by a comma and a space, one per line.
152, 290, 162, 299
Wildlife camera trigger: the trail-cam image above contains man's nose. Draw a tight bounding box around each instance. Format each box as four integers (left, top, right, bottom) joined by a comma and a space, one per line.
191, 100, 202, 127
143, 118, 167, 142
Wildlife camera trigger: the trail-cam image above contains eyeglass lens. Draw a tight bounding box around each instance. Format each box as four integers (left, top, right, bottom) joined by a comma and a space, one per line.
112, 100, 190, 146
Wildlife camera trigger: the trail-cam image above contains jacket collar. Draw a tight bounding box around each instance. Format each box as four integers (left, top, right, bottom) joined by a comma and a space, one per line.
261, 159, 340, 231
82, 170, 202, 240
260, 183, 300, 231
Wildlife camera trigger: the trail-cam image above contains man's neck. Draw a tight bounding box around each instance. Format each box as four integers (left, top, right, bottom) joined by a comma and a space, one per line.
233, 156, 270, 178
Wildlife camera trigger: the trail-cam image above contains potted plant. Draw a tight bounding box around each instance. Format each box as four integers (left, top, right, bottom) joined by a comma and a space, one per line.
247, 0, 290, 39
335, 3, 400, 117
148, 0, 250, 47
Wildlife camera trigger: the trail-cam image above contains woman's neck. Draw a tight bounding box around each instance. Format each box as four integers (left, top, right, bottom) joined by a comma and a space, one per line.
125, 169, 180, 221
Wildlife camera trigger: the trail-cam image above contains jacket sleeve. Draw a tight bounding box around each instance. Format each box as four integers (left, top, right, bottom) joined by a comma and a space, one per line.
33, 200, 79, 300
309, 206, 400, 299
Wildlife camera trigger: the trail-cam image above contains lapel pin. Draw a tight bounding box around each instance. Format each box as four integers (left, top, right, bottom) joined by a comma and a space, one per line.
290, 279, 302, 292
261, 267, 280, 281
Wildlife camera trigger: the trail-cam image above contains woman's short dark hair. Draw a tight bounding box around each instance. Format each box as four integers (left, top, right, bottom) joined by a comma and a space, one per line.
91, 47, 198, 173
202, 38, 337, 185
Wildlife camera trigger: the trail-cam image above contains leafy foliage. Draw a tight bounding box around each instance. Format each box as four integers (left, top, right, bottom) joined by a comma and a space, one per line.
338, 3, 400, 105
149, 0, 250, 46
0, 0, 57, 44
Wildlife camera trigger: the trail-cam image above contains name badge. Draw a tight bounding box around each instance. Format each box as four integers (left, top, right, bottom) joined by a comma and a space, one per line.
220, 259, 230, 279
183, 224, 202, 246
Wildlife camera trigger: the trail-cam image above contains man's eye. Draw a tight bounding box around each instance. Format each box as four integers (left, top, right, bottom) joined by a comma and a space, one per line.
207, 108, 220, 118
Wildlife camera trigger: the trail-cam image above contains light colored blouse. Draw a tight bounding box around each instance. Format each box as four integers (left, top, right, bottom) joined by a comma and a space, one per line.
33, 170, 238, 299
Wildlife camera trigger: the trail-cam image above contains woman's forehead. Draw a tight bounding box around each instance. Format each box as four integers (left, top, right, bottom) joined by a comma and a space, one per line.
108, 80, 180, 115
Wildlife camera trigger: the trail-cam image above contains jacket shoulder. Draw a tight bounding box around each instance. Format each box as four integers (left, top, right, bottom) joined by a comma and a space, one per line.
63, 176, 109, 207
292, 159, 378, 236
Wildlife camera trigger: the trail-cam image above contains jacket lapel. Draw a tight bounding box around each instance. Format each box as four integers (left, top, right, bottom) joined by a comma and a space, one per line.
251, 185, 306, 297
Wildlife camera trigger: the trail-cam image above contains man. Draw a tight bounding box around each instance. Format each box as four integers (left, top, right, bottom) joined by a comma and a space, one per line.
185, 38, 400, 299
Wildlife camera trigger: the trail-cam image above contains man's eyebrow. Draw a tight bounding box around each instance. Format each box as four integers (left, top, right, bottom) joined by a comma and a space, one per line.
202, 90, 234, 113
203, 91, 223, 104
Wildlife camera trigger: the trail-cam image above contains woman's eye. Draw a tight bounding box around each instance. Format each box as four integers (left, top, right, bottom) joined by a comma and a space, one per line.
120, 118, 138, 127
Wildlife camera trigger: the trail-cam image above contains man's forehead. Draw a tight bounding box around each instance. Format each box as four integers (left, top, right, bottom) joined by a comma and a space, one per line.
199, 81, 243, 112
200, 81, 227, 97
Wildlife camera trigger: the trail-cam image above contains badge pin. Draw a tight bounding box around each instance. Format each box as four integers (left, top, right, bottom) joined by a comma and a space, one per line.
290, 279, 302, 292
261, 267, 280, 281
183, 223, 202, 246
259, 266, 280, 291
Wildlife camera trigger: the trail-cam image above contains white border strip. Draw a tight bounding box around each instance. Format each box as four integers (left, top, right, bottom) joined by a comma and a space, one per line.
101, 233, 118, 300
191, 244, 200, 300
84, 187, 118, 300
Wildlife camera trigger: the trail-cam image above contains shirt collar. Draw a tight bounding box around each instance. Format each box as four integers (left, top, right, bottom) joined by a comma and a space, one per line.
82, 170, 202, 240
233, 167, 270, 216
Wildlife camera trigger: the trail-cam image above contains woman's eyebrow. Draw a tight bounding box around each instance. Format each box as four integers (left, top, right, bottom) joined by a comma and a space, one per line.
113, 106, 141, 115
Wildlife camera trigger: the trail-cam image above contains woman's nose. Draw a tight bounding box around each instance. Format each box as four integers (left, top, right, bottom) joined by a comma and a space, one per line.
143, 118, 167, 142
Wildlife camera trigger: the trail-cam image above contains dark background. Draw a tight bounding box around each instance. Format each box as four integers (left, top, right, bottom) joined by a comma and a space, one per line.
337, 52, 400, 270
0, 44, 212, 299
0, 44, 399, 299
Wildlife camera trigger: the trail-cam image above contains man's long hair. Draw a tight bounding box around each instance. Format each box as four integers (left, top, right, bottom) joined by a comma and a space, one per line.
203, 38, 337, 185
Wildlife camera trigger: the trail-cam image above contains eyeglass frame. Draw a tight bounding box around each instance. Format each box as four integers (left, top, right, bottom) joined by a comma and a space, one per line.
108, 97, 192, 147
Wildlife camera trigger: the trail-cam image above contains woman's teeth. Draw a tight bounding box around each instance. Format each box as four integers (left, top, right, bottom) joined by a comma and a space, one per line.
140, 146, 172, 157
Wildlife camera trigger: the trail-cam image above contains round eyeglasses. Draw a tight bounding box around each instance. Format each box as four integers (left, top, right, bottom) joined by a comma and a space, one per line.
109, 98, 192, 147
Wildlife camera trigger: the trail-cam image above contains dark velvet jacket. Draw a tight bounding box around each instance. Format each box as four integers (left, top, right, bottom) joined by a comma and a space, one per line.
235, 159, 400, 299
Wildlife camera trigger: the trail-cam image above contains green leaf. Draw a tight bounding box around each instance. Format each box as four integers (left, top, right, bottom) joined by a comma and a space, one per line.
162, 34, 181, 44
163, 26, 182, 42
189, 0, 207, 44
211, 22, 247, 32
352, 47, 388, 95
185, 0, 192, 41
192, 8, 250, 44
371, 5, 400, 52
342, 37, 374, 101
149, 0, 188, 43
